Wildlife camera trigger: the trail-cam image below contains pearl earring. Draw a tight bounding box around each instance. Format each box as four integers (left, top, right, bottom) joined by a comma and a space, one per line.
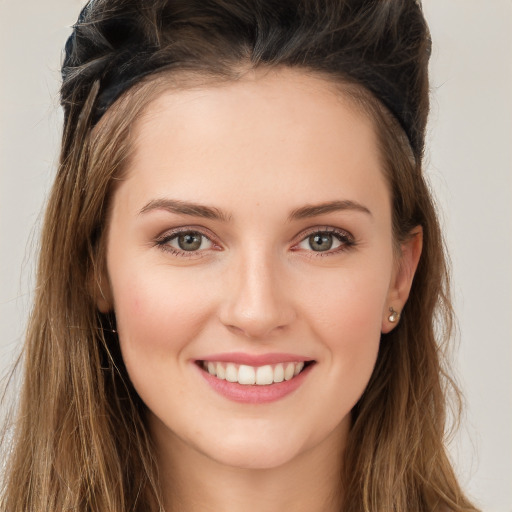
388, 307, 401, 323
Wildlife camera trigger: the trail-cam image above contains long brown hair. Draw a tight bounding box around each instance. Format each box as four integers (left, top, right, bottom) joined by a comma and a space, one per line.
1, 1, 479, 510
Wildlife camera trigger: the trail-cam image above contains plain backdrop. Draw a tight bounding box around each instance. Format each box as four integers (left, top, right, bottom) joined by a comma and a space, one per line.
1, 1, 511, 510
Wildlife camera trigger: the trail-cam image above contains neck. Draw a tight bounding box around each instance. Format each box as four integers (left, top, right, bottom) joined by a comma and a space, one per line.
154, 422, 347, 512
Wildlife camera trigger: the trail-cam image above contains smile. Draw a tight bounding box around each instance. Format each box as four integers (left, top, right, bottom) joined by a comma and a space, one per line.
200, 361, 310, 386
195, 354, 316, 403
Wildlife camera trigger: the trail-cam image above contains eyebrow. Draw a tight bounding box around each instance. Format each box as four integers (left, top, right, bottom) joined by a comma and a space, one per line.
139, 198, 232, 222
288, 200, 372, 221
138, 198, 371, 222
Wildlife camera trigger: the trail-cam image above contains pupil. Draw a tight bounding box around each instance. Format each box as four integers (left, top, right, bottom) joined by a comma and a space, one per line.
178, 233, 202, 251
309, 233, 333, 251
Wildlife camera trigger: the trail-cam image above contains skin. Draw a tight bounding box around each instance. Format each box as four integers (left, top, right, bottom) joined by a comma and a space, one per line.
99, 68, 422, 512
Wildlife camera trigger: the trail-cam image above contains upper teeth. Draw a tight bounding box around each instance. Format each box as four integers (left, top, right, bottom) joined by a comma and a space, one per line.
202, 361, 305, 385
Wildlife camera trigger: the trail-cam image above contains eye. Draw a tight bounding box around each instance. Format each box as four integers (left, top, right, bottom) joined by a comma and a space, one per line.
294, 228, 354, 254
156, 230, 214, 254
305, 232, 338, 252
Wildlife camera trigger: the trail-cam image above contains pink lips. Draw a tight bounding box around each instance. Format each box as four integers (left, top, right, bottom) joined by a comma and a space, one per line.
194, 352, 315, 404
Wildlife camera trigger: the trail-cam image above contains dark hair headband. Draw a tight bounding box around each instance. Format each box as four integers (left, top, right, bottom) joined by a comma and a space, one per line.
61, 0, 431, 160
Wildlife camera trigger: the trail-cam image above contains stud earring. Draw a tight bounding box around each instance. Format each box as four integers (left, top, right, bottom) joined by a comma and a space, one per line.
388, 307, 401, 323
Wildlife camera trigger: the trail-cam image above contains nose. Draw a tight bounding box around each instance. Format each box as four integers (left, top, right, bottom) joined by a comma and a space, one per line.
218, 249, 296, 339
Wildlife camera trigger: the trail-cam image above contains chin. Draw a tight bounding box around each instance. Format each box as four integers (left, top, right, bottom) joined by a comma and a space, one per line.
201, 437, 303, 470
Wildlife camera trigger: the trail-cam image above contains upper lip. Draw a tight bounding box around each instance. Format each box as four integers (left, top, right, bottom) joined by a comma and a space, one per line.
196, 352, 314, 366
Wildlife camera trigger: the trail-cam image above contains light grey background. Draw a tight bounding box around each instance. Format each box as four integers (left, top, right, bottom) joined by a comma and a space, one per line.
1, 1, 511, 510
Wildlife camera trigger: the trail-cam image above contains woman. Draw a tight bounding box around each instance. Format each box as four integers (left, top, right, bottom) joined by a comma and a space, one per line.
0, 0, 481, 510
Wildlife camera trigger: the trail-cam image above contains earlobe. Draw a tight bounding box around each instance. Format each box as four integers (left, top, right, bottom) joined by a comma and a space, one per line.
96, 287, 112, 313
90, 262, 113, 313
381, 226, 423, 333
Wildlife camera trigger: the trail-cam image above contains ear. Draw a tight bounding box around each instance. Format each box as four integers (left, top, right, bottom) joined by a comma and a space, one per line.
95, 276, 113, 313
381, 226, 423, 333
89, 257, 114, 314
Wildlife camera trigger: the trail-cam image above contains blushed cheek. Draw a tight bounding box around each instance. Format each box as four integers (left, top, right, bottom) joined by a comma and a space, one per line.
114, 275, 201, 353
328, 290, 383, 395
304, 270, 387, 392
110, 275, 193, 398
306, 269, 387, 337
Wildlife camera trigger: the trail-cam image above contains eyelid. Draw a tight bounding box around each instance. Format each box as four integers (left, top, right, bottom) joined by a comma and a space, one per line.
293, 226, 354, 243
155, 225, 218, 242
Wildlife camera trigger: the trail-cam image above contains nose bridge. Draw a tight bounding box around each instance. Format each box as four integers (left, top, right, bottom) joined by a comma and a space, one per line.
219, 244, 295, 339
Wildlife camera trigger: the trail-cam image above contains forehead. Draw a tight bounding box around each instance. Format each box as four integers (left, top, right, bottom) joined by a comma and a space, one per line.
133, 67, 375, 142
116, 67, 389, 219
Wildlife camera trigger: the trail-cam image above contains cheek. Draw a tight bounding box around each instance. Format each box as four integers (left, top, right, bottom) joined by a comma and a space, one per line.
113, 262, 210, 334
296, 262, 390, 392
108, 264, 212, 387
301, 263, 390, 339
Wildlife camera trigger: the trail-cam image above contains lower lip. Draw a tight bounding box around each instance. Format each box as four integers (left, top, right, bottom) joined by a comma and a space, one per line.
196, 363, 314, 404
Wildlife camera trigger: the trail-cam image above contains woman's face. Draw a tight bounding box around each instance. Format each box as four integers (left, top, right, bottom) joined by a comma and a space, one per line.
101, 68, 418, 470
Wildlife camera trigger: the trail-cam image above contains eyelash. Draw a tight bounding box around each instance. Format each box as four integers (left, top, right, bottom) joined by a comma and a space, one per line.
154, 227, 219, 258
154, 226, 356, 258
292, 227, 356, 257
